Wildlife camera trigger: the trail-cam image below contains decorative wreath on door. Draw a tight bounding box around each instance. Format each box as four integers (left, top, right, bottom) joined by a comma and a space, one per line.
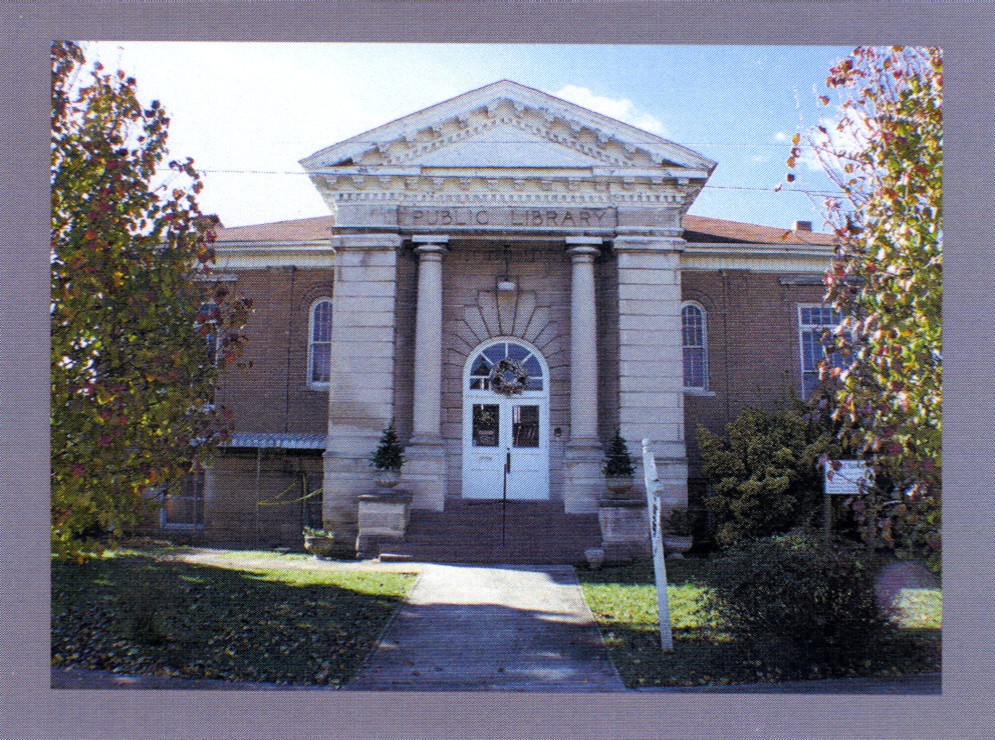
489, 358, 530, 395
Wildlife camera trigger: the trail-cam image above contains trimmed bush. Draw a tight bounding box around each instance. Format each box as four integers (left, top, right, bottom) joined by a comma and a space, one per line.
370, 421, 404, 472
697, 404, 840, 546
706, 533, 895, 681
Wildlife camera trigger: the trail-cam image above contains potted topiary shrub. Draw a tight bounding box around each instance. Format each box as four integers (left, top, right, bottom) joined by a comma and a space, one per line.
662, 505, 694, 558
603, 428, 636, 498
370, 421, 404, 488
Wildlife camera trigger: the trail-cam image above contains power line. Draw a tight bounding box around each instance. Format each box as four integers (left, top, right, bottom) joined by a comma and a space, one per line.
189, 168, 837, 198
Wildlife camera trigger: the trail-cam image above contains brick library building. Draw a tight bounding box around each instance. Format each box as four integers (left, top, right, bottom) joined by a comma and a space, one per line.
160, 80, 838, 562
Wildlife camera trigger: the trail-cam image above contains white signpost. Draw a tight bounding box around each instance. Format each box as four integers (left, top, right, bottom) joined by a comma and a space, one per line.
642, 439, 673, 653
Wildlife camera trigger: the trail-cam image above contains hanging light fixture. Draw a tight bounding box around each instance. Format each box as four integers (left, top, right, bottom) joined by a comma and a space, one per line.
497, 244, 517, 292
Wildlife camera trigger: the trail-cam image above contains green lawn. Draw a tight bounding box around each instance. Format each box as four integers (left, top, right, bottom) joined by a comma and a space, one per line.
578, 557, 941, 688
51, 547, 416, 687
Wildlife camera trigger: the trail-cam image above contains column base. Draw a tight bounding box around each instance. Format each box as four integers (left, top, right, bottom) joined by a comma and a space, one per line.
402, 438, 446, 512
321, 447, 375, 559
563, 438, 603, 514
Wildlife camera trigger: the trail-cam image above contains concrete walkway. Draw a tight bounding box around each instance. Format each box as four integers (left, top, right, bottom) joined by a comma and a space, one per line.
344, 564, 626, 692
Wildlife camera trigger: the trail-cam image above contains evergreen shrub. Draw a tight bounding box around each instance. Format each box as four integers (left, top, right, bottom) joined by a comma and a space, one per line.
697, 404, 839, 546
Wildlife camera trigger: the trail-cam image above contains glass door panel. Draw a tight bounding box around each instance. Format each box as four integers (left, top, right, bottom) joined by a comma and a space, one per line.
511, 404, 540, 448
472, 404, 499, 447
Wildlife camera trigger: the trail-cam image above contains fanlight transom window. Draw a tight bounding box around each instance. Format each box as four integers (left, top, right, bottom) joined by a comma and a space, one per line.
467, 341, 545, 393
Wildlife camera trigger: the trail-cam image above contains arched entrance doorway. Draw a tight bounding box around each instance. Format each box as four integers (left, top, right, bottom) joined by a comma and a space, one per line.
462, 338, 550, 500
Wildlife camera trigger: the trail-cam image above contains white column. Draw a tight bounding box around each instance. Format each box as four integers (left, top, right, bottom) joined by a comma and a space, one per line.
563, 236, 603, 514
404, 235, 449, 512
566, 237, 602, 443
411, 236, 448, 441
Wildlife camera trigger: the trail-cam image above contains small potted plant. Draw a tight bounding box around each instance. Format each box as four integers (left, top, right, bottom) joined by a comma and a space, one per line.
662, 505, 693, 558
370, 421, 404, 488
603, 428, 636, 498
303, 526, 339, 558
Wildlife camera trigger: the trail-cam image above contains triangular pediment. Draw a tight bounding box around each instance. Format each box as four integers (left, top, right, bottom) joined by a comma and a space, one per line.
300, 80, 716, 176
385, 120, 608, 168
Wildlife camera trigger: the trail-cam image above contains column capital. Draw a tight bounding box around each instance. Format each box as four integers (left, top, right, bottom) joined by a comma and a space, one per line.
413, 236, 449, 260
412, 234, 450, 246
566, 237, 601, 261
414, 245, 448, 261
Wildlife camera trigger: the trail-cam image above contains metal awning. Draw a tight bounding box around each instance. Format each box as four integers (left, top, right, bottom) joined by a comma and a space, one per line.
224, 432, 327, 450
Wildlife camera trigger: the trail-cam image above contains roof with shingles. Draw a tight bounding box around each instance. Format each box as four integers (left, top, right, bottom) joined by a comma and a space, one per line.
213, 213, 834, 246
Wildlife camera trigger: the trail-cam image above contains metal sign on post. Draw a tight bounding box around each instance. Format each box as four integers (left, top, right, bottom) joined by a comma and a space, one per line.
823, 459, 872, 541
824, 460, 873, 495
642, 439, 674, 654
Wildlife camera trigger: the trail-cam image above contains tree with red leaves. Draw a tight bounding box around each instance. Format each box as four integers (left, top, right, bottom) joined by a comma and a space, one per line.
51, 41, 251, 556
790, 47, 941, 568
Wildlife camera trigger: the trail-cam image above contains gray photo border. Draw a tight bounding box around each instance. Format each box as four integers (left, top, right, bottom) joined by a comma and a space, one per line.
2, 2, 993, 737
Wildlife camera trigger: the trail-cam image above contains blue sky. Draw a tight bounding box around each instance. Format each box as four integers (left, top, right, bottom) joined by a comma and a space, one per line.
85, 42, 854, 230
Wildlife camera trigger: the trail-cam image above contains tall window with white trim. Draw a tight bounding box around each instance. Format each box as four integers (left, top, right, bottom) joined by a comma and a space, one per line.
798, 304, 844, 398
682, 302, 708, 390
308, 298, 333, 386
196, 301, 220, 366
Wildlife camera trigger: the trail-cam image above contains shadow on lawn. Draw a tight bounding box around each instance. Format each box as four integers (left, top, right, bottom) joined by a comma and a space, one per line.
51, 553, 411, 687
578, 556, 941, 689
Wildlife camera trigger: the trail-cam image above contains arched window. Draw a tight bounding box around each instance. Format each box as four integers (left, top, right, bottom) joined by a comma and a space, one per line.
465, 339, 546, 393
681, 302, 708, 390
308, 298, 333, 386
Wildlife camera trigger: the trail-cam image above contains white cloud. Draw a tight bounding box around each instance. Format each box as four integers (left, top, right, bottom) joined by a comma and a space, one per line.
773, 131, 790, 143
554, 85, 669, 136
800, 113, 873, 173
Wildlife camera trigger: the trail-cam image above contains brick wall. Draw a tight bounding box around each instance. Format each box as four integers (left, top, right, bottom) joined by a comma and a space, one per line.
681, 270, 827, 473
215, 267, 334, 435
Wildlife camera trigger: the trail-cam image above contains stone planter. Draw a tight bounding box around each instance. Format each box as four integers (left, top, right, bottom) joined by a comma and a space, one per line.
584, 547, 606, 570
373, 469, 401, 489
303, 532, 339, 558
663, 534, 693, 558
597, 498, 650, 562
604, 476, 634, 499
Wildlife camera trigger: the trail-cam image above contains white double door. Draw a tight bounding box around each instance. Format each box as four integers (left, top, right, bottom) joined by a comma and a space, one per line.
462, 396, 549, 500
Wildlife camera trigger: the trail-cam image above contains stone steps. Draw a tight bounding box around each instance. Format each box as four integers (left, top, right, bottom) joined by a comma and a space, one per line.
377, 500, 603, 564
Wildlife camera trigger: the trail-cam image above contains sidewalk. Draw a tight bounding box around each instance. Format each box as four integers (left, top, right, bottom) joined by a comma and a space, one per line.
345, 564, 627, 691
